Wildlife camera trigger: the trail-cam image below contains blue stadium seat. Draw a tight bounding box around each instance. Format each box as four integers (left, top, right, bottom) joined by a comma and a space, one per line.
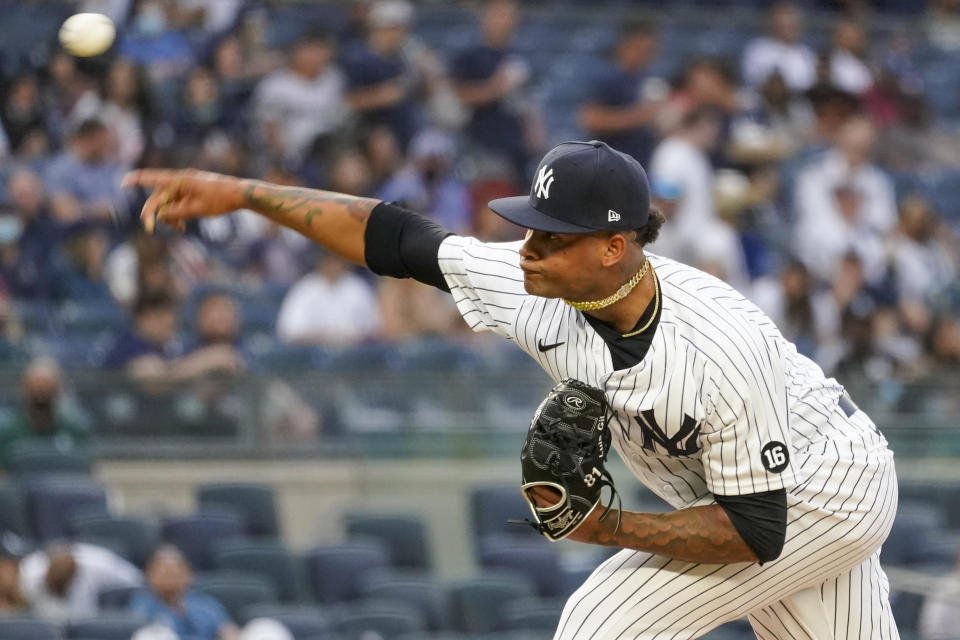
500, 597, 566, 632
197, 482, 280, 538
70, 514, 158, 569
890, 591, 924, 636
469, 485, 544, 550
66, 614, 147, 640
448, 573, 537, 633
97, 585, 141, 611
22, 475, 109, 542
881, 501, 943, 567
161, 512, 245, 571
333, 600, 426, 638
345, 512, 431, 570
214, 539, 306, 602
194, 572, 278, 622
0, 482, 29, 539
480, 542, 565, 598
304, 542, 391, 603
241, 603, 331, 636
0, 617, 62, 640
359, 571, 451, 631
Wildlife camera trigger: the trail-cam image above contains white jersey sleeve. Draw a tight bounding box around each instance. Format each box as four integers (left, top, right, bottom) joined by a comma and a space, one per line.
699, 353, 796, 496
437, 235, 527, 339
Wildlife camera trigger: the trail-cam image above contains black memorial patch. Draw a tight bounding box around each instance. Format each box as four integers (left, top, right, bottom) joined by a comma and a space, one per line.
760, 441, 790, 473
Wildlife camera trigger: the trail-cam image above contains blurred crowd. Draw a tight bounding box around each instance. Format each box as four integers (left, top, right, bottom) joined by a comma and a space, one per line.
0, 0, 959, 408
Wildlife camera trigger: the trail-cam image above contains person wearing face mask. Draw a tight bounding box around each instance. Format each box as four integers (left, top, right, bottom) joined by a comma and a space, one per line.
0, 357, 89, 470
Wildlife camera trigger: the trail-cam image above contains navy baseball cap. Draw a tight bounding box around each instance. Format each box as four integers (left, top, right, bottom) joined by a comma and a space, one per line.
489, 140, 651, 234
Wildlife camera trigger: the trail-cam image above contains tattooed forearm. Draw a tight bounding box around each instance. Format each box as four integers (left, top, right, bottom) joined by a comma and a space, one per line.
240, 180, 379, 266
244, 183, 376, 226
584, 505, 759, 564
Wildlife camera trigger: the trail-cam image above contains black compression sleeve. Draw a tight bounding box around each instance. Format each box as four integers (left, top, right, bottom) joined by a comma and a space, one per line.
714, 489, 787, 564
364, 202, 454, 292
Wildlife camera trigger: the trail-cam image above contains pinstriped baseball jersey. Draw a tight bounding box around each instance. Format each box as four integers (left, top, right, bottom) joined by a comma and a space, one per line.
438, 234, 899, 639
438, 235, 886, 507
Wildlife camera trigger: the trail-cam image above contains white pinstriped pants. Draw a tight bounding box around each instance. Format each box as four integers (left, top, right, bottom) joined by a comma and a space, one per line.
554, 442, 899, 640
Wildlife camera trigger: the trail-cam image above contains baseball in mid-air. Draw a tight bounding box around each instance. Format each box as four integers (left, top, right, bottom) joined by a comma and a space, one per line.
59, 13, 116, 57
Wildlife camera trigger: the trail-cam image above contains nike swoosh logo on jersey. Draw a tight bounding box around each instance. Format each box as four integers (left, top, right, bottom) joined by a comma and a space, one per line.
538, 340, 565, 352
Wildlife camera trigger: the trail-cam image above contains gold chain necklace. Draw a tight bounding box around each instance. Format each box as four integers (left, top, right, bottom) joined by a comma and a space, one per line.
619, 270, 659, 338
563, 258, 650, 312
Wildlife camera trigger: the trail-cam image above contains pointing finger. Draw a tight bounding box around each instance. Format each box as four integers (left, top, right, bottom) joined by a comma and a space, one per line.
123, 169, 180, 190
140, 188, 169, 234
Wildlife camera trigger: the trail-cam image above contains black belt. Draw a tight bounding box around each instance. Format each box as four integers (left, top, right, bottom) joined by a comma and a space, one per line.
838, 392, 859, 418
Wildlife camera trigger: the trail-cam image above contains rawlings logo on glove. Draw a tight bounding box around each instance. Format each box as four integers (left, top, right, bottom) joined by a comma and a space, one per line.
514, 379, 620, 541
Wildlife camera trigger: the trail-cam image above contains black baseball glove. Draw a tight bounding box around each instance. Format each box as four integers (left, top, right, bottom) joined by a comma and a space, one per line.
515, 379, 620, 541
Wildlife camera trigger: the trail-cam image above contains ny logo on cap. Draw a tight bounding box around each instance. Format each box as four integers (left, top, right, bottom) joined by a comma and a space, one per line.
534, 165, 555, 200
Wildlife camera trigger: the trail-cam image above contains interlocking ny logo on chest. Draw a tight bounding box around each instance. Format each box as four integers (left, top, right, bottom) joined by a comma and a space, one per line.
630, 409, 702, 456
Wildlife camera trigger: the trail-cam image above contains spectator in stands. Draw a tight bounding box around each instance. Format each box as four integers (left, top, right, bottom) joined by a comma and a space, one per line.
119, 0, 196, 84
100, 58, 151, 167
810, 252, 875, 373
362, 125, 404, 191
240, 618, 294, 640
742, 2, 817, 91
210, 34, 272, 120
889, 195, 956, 335
1, 74, 50, 156
377, 128, 471, 233
670, 58, 742, 125
44, 119, 125, 223
344, 0, 420, 151
175, 67, 230, 142
49, 222, 116, 306
794, 116, 896, 285
648, 106, 749, 289
919, 547, 960, 639
452, 0, 536, 182
925, 0, 960, 51
0, 357, 88, 470
751, 261, 818, 357
20, 542, 142, 623
875, 93, 960, 171
42, 52, 101, 144
828, 20, 872, 95
103, 292, 244, 384
0, 168, 56, 299
130, 545, 239, 640
277, 252, 381, 346
579, 19, 662, 166
253, 32, 345, 164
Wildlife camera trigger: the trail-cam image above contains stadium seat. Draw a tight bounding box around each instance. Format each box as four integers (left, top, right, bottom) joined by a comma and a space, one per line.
469, 485, 543, 550
22, 475, 109, 542
480, 542, 565, 598
0, 617, 62, 640
241, 604, 331, 636
214, 539, 306, 602
160, 512, 245, 571
333, 600, 426, 638
197, 482, 280, 537
70, 515, 158, 568
6, 442, 93, 476
500, 597, 566, 632
66, 614, 147, 640
304, 542, 391, 603
880, 501, 943, 566
359, 571, 451, 631
344, 512, 431, 570
394, 634, 468, 640
0, 482, 29, 538
890, 591, 924, 636
447, 573, 537, 633
194, 572, 278, 622
97, 584, 141, 610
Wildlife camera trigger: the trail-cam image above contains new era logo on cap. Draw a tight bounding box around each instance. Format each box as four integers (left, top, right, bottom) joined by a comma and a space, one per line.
488, 140, 651, 234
